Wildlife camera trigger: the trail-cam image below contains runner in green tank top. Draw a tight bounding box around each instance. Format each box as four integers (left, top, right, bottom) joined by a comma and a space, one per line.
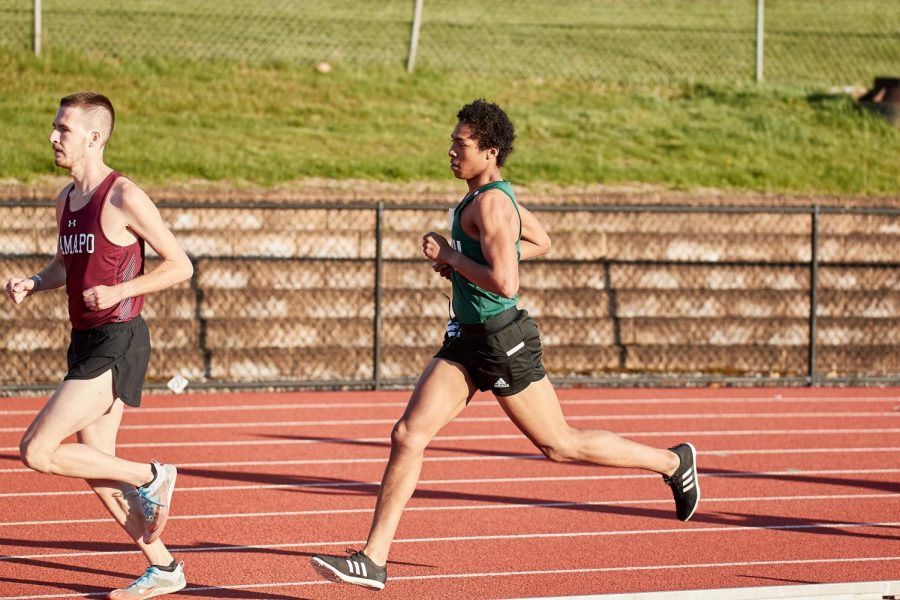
311, 99, 701, 591
449, 179, 521, 323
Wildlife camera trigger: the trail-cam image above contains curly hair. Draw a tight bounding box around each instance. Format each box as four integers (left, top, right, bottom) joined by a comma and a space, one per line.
456, 99, 516, 167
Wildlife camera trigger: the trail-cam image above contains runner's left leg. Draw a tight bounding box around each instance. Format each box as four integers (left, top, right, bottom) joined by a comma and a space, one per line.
19, 371, 154, 485
495, 376, 679, 476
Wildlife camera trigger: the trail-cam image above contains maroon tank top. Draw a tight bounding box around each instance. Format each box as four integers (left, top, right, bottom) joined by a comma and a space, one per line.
60, 171, 145, 330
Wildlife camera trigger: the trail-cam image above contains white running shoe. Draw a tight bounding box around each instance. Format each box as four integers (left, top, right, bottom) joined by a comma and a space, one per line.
124, 460, 177, 544
107, 562, 186, 599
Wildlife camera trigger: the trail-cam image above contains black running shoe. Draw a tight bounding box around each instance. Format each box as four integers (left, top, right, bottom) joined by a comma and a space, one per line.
663, 442, 700, 521
311, 549, 387, 590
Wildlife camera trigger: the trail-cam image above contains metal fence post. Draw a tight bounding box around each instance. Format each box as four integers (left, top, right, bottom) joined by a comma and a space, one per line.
406, 0, 424, 74
33, 0, 42, 56
373, 201, 385, 389
807, 205, 819, 386
755, 0, 765, 82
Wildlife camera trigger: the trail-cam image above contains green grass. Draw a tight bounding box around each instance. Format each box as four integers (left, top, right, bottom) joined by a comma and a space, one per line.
1, 49, 898, 196
2, 1, 898, 84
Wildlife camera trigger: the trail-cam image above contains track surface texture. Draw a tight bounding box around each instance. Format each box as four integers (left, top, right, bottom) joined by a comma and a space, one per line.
1, 387, 898, 599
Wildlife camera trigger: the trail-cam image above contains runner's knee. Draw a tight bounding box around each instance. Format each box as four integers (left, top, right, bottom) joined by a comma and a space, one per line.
538, 443, 577, 463
536, 430, 580, 462
19, 436, 53, 473
390, 419, 431, 454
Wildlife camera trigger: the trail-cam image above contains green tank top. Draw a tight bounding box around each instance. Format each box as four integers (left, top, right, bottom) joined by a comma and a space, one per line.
449, 180, 522, 324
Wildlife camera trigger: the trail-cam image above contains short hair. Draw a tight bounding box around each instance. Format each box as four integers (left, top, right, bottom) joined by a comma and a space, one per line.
456, 98, 516, 167
60, 92, 115, 144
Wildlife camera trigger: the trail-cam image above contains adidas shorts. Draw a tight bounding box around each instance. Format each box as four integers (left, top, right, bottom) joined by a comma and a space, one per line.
435, 306, 546, 397
64, 315, 151, 408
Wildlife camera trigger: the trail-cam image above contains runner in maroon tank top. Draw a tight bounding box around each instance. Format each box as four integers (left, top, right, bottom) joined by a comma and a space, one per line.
60, 169, 146, 329
5, 92, 193, 599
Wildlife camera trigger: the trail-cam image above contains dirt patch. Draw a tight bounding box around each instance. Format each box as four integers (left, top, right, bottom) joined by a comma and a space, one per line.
1, 176, 897, 208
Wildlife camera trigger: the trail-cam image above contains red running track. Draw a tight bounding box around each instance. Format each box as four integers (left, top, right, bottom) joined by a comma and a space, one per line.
0, 387, 898, 599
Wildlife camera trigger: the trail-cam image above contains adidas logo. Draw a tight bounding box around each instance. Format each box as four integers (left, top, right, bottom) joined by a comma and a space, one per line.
345, 558, 368, 578
681, 468, 696, 493
493, 377, 509, 388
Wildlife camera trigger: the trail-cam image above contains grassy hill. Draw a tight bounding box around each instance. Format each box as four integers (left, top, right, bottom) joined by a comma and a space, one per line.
1, 49, 897, 197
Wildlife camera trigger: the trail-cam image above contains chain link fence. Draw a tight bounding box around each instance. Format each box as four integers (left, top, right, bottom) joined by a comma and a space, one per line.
1, 0, 897, 85
2, 201, 899, 392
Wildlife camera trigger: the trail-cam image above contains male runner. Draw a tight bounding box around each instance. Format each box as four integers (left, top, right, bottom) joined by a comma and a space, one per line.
311, 99, 699, 590
5, 92, 193, 599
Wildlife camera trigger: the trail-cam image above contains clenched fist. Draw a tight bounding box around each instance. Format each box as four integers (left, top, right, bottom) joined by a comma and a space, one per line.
432, 261, 453, 280
422, 231, 452, 264
83, 285, 123, 311
5, 277, 36, 305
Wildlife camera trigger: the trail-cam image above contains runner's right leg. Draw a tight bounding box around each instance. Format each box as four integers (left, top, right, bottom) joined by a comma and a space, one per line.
363, 358, 475, 564
311, 358, 474, 589
76, 397, 176, 566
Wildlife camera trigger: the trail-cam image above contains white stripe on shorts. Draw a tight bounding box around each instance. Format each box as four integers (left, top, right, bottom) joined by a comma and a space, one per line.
506, 341, 525, 356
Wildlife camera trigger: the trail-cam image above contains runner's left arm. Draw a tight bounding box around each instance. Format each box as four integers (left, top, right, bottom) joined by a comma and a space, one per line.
517, 204, 551, 261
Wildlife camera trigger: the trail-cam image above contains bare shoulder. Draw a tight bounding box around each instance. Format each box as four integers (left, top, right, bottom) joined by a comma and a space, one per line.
473, 188, 516, 215
54, 183, 73, 222
107, 176, 158, 222
475, 187, 509, 202
54, 182, 74, 208
55, 182, 73, 203
109, 176, 152, 207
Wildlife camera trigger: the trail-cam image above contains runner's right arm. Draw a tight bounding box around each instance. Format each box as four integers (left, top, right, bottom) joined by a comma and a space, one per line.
5, 189, 68, 304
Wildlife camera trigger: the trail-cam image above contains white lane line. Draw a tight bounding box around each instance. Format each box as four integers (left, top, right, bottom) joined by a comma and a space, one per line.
2, 467, 898, 498
1, 492, 896, 527
1, 394, 897, 416
0, 453, 539, 473
2, 557, 899, 600
1, 412, 898, 433
0, 402, 412, 416
1, 524, 897, 562
3, 429, 900, 453
530, 579, 900, 600
702, 446, 900, 455
3, 445, 900, 473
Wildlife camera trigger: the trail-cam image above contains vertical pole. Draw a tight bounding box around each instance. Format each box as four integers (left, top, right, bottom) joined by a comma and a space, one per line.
807, 205, 819, 386
755, 0, 764, 82
373, 201, 384, 389
406, 0, 424, 74
33, 0, 42, 56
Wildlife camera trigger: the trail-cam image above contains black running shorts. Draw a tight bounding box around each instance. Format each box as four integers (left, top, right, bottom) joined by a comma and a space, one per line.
64, 315, 151, 408
435, 307, 546, 397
